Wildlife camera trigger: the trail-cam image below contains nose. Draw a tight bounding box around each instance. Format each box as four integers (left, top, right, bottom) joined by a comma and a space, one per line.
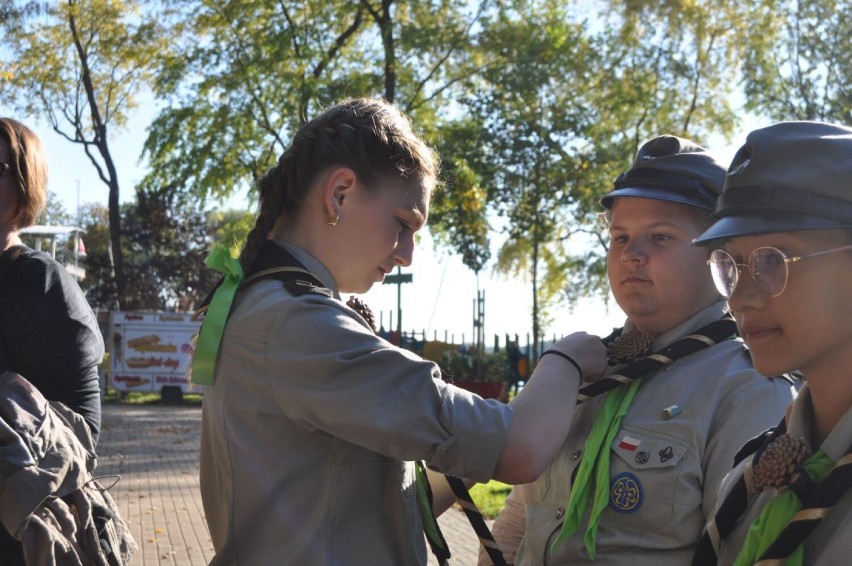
394, 234, 415, 267
621, 240, 647, 264
726, 266, 766, 312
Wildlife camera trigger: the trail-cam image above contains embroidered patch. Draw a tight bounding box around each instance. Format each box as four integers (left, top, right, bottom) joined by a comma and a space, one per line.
635, 451, 649, 464
659, 446, 674, 463
610, 472, 643, 514
618, 435, 641, 451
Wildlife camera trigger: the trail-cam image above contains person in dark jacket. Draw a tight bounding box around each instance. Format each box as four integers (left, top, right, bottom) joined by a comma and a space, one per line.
0, 117, 104, 563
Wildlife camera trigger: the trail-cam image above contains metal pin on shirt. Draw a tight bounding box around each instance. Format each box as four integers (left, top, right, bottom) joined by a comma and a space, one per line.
663, 405, 681, 420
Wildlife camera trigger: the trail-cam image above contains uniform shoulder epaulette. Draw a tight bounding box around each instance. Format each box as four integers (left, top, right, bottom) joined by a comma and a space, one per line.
241, 241, 332, 298
194, 241, 331, 321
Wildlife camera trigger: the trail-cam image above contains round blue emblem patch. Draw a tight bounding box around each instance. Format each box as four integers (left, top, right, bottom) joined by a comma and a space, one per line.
609, 472, 643, 514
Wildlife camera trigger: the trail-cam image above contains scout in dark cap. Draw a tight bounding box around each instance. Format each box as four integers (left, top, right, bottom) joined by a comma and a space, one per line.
483, 136, 793, 566
693, 121, 852, 566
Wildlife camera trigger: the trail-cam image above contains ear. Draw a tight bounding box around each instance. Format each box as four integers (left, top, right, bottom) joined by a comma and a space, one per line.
322, 167, 357, 219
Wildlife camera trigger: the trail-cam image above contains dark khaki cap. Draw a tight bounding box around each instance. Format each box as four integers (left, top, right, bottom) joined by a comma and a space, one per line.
600, 135, 726, 211
694, 121, 852, 246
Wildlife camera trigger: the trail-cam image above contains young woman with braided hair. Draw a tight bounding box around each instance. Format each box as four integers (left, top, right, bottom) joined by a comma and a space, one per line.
691, 122, 852, 565
195, 98, 607, 565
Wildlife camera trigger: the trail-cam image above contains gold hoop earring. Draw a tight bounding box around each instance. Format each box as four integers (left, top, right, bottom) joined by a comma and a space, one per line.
326, 214, 339, 227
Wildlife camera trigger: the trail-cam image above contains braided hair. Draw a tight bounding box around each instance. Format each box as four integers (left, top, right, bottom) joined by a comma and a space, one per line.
239, 98, 438, 271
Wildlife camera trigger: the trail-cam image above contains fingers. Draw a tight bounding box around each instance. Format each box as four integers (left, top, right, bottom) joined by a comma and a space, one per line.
549, 332, 608, 380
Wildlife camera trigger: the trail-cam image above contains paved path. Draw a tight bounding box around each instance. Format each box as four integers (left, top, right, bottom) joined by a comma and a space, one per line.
97, 403, 488, 565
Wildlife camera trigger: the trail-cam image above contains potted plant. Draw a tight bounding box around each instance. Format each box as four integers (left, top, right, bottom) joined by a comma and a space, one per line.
439, 347, 510, 400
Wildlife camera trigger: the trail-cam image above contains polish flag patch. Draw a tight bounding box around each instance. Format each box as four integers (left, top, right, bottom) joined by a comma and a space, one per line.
618, 435, 641, 451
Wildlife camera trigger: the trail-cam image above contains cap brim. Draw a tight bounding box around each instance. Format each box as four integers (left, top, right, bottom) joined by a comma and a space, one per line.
600, 186, 714, 210
692, 212, 851, 246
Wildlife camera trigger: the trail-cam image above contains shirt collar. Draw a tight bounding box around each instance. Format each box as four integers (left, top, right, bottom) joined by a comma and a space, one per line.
623, 299, 730, 353
271, 239, 341, 300
788, 383, 852, 462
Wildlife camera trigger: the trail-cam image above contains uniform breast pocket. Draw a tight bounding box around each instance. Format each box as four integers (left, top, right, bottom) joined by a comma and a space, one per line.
605, 426, 691, 530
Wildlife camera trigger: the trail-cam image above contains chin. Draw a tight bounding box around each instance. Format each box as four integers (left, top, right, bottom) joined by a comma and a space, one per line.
342, 282, 373, 295
749, 354, 791, 380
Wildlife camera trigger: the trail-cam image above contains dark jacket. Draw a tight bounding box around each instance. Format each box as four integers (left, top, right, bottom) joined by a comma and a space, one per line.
0, 245, 103, 442
0, 371, 136, 565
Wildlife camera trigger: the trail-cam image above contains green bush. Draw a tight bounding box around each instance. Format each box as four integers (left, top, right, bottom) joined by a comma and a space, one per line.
468, 479, 511, 519
439, 349, 510, 383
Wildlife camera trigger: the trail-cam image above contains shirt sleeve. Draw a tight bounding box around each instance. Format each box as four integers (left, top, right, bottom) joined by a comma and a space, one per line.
264, 292, 512, 482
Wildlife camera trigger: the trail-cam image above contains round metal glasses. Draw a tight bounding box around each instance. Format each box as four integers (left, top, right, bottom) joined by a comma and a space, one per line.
708, 243, 852, 298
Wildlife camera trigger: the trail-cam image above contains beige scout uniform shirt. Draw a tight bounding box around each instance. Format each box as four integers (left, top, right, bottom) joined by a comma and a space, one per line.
710, 383, 852, 565
200, 242, 511, 565
482, 301, 795, 565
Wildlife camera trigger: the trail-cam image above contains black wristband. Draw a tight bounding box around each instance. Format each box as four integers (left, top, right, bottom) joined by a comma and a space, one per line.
540, 350, 583, 377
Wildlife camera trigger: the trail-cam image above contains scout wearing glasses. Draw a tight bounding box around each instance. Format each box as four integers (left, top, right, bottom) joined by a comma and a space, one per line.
692, 121, 852, 565
481, 136, 795, 565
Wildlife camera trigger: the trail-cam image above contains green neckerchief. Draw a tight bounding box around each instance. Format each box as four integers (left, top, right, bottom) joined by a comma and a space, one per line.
553, 377, 643, 558
415, 461, 450, 562
191, 246, 244, 386
734, 450, 835, 566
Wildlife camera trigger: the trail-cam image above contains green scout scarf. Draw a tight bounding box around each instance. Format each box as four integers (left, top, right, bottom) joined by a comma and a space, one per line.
735, 450, 834, 566
191, 246, 244, 386
191, 241, 327, 386
554, 378, 643, 558
415, 461, 451, 564
553, 315, 738, 558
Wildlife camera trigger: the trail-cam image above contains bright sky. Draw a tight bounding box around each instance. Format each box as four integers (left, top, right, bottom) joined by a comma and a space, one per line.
4, 103, 759, 348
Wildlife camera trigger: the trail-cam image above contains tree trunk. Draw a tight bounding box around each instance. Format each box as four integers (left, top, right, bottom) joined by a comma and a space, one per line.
68, 3, 127, 308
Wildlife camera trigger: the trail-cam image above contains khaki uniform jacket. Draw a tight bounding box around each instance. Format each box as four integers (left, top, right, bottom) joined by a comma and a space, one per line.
710, 383, 852, 565
484, 302, 796, 565
199, 242, 511, 565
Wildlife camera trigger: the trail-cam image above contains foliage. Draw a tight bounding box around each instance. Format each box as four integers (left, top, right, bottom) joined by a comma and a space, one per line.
459, 3, 601, 354
439, 348, 510, 383
449, 0, 750, 346
3, 0, 847, 339
0, 0, 178, 308
77, 202, 116, 310
119, 190, 219, 311
430, 119, 492, 273
140, 0, 487, 204
468, 479, 512, 519
739, 0, 852, 123
207, 209, 256, 258
35, 191, 74, 226
76, 197, 222, 312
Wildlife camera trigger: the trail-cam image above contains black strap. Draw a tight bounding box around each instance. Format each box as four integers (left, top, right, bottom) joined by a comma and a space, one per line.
691, 418, 786, 566
757, 442, 852, 560
693, 416, 852, 565
195, 241, 331, 317
578, 314, 739, 404
446, 475, 507, 566
241, 240, 328, 292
